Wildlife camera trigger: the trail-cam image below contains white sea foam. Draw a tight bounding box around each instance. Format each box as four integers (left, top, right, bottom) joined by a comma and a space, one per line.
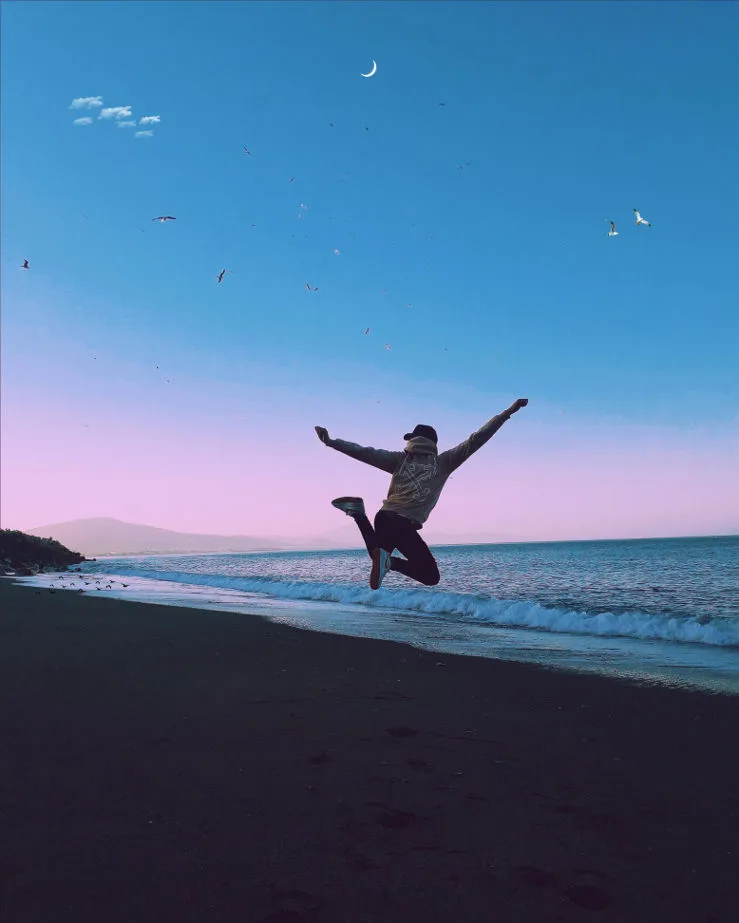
59, 568, 739, 649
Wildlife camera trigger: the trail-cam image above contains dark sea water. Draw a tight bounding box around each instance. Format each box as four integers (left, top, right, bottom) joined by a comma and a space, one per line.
23, 535, 739, 695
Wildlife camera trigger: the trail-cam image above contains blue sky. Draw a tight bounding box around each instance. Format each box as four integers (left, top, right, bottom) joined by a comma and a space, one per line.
1, 1, 737, 538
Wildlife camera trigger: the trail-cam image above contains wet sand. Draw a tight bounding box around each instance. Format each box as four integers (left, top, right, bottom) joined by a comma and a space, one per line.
1, 577, 737, 922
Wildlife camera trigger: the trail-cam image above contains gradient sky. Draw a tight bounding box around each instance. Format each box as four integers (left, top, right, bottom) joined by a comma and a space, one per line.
2, 0, 737, 542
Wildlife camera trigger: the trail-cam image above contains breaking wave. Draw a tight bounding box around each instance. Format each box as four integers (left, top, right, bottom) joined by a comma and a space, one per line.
81, 567, 739, 649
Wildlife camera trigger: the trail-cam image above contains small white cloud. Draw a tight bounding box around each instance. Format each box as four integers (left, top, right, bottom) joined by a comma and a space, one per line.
117, 121, 136, 129
139, 115, 161, 125
70, 96, 103, 110
134, 130, 154, 138
99, 106, 133, 120
73, 117, 93, 126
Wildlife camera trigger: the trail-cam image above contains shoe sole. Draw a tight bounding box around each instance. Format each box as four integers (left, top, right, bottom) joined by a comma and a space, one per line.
331, 497, 365, 517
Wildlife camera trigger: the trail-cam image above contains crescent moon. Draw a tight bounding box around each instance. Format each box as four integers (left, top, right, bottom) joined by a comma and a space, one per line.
361, 60, 377, 78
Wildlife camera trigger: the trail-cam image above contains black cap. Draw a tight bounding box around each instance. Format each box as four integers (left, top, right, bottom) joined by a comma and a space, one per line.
403, 424, 438, 443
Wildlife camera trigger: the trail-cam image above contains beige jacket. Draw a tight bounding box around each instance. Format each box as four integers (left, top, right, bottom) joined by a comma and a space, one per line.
327, 412, 511, 525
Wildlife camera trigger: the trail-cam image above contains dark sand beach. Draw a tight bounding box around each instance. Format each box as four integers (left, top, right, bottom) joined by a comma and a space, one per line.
1, 578, 737, 923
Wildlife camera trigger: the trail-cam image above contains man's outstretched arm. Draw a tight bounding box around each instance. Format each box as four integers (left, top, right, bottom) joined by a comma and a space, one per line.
314, 426, 403, 474
439, 398, 528, 473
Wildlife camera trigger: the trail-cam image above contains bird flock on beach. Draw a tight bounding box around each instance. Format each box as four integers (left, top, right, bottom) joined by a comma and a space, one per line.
18, 60, 656, 372
34, 573, 130, 596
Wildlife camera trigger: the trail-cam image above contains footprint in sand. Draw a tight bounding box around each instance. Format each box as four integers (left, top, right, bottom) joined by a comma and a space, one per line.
506, 866, 612, 912
262, 888, 326, 922
509, 865, 561, 891
407, 758, 430, 771
344, 850, 378, 872
386, 726, 420, 738
564, 883, 612, 910
376, 808, 419, 829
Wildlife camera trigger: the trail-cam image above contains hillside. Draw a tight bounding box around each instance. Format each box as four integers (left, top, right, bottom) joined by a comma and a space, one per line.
1, 530, 85, 575
25, 518, 292, 557
22, 517, 518, 558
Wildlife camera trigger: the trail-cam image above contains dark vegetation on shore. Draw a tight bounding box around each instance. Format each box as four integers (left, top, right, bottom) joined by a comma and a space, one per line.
0, 529, 87, 576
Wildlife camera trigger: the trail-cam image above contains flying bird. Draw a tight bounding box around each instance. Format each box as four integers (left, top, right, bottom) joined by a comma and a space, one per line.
364, 327, 370, 335
217, 269, 232, 284
608, 221, 618, 237
153, 216, 176, 223
20, 259, 30, 269
634, 209, 651, 227
385, 343, 392, 350
243, 147, 251, 155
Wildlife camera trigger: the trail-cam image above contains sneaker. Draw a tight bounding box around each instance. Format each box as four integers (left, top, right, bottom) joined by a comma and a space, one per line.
369, 547, 392, 590
331, 496, 366, 518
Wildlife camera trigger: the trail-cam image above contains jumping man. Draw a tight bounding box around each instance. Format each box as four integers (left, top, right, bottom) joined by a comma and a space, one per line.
314, 397, 528, 589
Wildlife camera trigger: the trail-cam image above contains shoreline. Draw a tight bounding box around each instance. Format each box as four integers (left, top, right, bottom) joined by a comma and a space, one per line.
14, 568, 739, 697
2, 577, 738, 922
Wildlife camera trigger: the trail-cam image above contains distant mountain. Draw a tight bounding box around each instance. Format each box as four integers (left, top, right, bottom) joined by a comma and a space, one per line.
24, 517, 520, 558
25, 518, 296, 557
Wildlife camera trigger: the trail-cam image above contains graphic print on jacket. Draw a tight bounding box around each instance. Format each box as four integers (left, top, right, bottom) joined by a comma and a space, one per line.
380, 435, 448, 525
387, 453, 440, 507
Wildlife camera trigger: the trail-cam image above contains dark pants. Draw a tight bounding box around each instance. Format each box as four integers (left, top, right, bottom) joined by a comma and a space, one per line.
353, 510, 440, 586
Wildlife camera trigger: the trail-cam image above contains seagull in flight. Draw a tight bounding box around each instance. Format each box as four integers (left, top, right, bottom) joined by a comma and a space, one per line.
364, 327, 370, 335
217, 269, 232, 284
607, 221, 618, 237
634, 209, 651, 227
243, 147, 251, 155
20, 259, 30, 269
153, 216, 176, 223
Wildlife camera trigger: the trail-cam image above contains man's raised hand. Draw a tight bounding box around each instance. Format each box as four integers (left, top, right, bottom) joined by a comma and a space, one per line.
315, 425, 330, 444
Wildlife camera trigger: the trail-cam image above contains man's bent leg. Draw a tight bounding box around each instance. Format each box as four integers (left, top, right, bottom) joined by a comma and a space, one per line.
353, 514, 377, 558
332, 497, 376, 558
374, 511, 440, 586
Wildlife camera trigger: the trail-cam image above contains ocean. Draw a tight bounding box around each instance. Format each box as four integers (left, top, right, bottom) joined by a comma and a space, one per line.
21, 535, 739, 695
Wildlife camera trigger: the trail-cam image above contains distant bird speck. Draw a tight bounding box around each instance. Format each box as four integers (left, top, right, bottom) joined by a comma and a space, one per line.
20, 259, 30, 270
217, 269, 232, 284
364, 327, 370, 335
608, 221, 618, 237
243, 147, 251, 155
153, 216, 176, 223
